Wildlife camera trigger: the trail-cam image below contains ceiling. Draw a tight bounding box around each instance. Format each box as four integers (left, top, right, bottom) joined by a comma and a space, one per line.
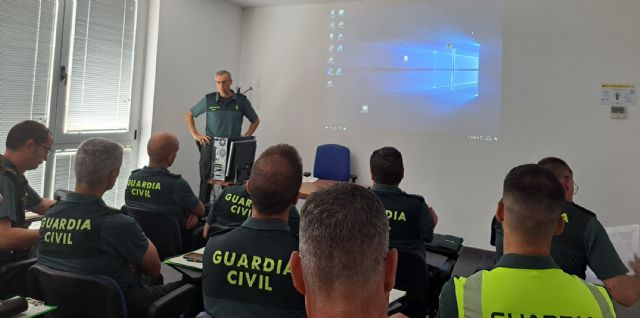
225, 0, 364, 8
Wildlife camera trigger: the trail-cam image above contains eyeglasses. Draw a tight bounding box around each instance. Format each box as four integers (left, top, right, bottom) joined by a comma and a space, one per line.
38, 143, 52, 156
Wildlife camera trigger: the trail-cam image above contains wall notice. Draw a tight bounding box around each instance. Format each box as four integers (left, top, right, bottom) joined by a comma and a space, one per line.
601, 84, 636, 106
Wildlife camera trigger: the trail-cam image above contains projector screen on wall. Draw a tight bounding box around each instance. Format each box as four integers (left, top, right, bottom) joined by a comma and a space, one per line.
318, 0, 503, 139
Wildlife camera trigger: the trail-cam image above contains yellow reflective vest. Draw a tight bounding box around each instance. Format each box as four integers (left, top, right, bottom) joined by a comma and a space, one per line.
453, 267, 616, 318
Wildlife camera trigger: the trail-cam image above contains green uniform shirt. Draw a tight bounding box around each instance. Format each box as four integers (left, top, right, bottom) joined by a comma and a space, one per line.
37, 192, 149, 291
125, 166, 199, 220
371, 184, 434, 256
493, 201, 628, 280
206, 184, 300, 234
190, 92, 259, 138
0, 155, 41, 228
202, 218, 306, 318
439, 254, 615, 318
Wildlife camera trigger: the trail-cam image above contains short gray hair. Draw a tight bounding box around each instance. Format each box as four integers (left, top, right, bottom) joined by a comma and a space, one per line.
75, 138, 123, 186
215, 70, 232, 80
299, 183, 389, 294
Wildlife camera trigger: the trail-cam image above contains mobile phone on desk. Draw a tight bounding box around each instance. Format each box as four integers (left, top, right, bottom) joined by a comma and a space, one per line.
183, 252, 203, 263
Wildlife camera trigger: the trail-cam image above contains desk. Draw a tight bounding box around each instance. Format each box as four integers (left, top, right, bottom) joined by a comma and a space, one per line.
207, 178, 338, 200
299, 179, 337, 199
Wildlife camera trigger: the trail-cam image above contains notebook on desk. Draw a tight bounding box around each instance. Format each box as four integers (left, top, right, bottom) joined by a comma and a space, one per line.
24, 211, 43, 222
164, 247, 205, 271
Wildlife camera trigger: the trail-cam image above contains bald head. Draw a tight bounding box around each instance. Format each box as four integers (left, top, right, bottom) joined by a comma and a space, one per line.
147, 132, 179, 167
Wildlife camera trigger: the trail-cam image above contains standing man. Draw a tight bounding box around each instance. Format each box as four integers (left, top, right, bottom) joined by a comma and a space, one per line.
0, 120, 56, 297
184, 70, 260, 204
201, 144, 305, 318
440, 164, 617, 318
125, 132, 205, 250
492, 157, 640, 306
290, 183, 398, 318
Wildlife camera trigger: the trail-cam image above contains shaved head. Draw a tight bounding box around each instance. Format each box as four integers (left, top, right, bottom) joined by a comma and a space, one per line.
147, 132, 179, 165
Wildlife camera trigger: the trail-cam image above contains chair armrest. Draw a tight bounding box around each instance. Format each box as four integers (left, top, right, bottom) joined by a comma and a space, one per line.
387, 296, 407, 316
0, 257, 36, 276
147, 283, 200, 318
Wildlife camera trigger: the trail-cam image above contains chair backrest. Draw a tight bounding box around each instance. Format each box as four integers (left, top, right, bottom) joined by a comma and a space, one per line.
122, 206, 182, 259
394, 250, 432, 318
313, 144, 351, 182
27, 263, 127, 318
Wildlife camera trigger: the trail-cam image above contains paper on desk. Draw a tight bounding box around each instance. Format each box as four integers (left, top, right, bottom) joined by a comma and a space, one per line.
605, 224, 640, 273
165, 247, 205, 271
302, 176, 318, 183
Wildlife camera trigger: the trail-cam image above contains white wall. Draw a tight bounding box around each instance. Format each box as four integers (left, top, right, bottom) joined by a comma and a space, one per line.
149, 0, 244, 186
234, 0, 640, 248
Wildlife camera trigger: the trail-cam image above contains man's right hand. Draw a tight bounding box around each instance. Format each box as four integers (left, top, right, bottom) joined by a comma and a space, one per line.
193, 133, 212, 146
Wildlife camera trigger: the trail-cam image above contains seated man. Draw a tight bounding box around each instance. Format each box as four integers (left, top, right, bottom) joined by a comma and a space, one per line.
369, 146, 438, 260
203, 183, 300, 237
440, 164, 617, 318
492, 157, 640, 306
202, 144, 306, 318
290, 183, 398, 318
0, 120, 56, 297
125, 132, 205, 249
37, 138, 184, 317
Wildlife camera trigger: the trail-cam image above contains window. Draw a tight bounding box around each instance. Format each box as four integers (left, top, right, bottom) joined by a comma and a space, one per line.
0, 0, 145, 208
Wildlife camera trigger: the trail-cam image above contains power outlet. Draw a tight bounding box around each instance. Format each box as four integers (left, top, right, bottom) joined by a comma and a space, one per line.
611, 106, 627, 119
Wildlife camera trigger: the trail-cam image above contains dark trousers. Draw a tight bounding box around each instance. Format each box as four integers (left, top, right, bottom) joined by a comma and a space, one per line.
0, 249, 35, 299
198, 142, 213, 204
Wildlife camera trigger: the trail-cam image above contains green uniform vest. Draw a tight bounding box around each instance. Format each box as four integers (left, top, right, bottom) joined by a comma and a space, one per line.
38, 201, 112, 259
204, 92, 248, 138
208, 184, 301, 234
125, 168, 183, 218
453, 267, 616, 318
202, 220, 305, 315
0, 156, 28, 228
372, 188, 426, 244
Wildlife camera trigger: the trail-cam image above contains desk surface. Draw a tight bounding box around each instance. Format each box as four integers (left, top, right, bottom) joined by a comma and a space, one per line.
207, 178, 338, 199
299, 179, 337, 199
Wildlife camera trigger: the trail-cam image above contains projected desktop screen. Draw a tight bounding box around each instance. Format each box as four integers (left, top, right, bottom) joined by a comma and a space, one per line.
320, 0, 502, 139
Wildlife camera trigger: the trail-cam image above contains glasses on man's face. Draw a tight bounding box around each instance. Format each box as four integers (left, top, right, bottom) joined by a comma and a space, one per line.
38, 143, 52, 156
564, 175, 579, 195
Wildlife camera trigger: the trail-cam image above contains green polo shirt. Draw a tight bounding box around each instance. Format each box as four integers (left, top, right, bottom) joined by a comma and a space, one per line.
190, 92, 258, 138
202, 217, 306, 318
371, 184, 434, 253
206, 184, 300, 235
37, 191, 149, 291
0, 155, 41, 228
439, 254, 560, 318
493, 201, 628, 280
125, 166, 199, 220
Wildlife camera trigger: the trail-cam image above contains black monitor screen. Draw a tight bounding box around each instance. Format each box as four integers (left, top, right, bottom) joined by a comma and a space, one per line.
226, 139, 257, 183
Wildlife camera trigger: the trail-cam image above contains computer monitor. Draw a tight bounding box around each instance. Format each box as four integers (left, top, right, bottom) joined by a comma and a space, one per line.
226, 138, 257, 183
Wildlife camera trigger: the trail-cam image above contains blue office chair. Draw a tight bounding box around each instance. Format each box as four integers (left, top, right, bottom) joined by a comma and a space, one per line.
312, 144, 357, 182
122, 206, 183, 260
28, 263, 199, 318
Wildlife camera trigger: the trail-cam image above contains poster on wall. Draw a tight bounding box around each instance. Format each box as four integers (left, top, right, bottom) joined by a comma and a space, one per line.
600, 83, 636, 106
